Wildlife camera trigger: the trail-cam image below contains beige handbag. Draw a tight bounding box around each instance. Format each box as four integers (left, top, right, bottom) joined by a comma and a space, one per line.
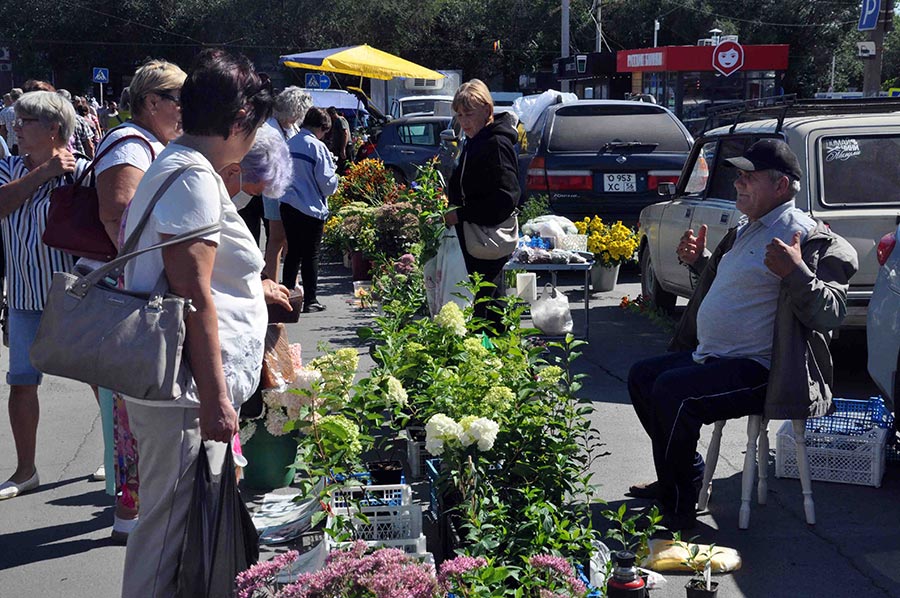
457, 150, 519, 260
30, 164, 220, 401
462, 214, 519, 260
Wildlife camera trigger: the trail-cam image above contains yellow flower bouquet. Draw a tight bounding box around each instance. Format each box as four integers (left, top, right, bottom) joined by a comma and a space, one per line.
575, 216, 639, 267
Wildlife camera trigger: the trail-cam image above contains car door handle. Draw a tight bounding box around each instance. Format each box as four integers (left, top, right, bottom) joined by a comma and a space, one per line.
720, 212, 730, 224
684, 208, 692, 219
400, 150, 415, 155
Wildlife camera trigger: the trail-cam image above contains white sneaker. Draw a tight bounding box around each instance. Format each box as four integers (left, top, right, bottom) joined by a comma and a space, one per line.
91, 464, 106, 482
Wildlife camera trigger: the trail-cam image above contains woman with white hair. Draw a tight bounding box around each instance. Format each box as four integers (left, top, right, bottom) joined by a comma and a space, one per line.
260, 86, 312, 280
0, 91, 91, 500
221, 123, 296, 310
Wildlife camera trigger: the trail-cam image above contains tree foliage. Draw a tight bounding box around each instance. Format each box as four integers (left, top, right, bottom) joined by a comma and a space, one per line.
0, 0, 893, 97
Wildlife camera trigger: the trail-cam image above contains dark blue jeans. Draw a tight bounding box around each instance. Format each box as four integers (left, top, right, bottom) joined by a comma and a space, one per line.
628, 351, 768, 515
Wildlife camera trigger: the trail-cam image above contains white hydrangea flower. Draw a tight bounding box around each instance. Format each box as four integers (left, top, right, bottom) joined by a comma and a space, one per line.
385, 376, 408, 406
459, 416, 500, 452
426, 413, 463, 441
434, 302, 467, 336
294, 368, 323, 391
425, 438, 445, 456
265, 409, 289, 437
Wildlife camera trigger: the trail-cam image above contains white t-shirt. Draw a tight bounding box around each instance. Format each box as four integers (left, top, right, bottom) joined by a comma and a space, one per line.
93, 123, 164, 176
122, 143, 267, 408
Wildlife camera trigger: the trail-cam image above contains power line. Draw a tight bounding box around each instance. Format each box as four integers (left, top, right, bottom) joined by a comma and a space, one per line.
657, 0, 858, 27
55, 0, 206, 44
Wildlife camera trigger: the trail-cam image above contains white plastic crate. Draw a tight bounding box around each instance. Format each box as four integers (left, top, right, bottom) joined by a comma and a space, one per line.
775, 420, 889, 487
403, 427, 432, 480
325, 503, 426, 555
329, 483, 412, 509
326, 534, 428, 556
327, 503, 423, 541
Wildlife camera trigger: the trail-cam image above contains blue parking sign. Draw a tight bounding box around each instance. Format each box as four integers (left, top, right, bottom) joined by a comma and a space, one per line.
858, 0, 881, 31
92, 67, 109, 83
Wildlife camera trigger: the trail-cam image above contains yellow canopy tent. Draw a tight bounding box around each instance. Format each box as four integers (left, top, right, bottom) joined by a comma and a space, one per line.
280, 44, 444, 81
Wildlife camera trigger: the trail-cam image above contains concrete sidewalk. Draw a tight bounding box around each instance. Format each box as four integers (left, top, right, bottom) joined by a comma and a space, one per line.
0, 261, 897, 597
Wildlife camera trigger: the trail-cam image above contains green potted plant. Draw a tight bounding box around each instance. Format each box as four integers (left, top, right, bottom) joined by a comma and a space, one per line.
574, 216, 639, 292
674, 534, 721, 598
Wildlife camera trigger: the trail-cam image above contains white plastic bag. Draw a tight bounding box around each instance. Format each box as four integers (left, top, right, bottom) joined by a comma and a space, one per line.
512, 90, 579, 131
424, 229, 473, 316
531, 283, 573, 335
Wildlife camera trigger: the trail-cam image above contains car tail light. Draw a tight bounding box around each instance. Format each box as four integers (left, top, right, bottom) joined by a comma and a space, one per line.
647, 171, 680, 190
526, 156, 549, 191
546, 170, 592, 191
877, 232, 896, 266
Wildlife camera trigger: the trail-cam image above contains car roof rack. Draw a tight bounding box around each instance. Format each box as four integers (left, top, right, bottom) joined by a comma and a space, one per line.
699, 94, 900, 135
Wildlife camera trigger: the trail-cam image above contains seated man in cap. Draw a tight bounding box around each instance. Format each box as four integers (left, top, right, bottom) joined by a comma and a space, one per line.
627, 139, 858, 529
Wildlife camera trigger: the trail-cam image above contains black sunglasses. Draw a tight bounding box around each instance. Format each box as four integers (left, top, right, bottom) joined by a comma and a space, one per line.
156, 91, 181, 106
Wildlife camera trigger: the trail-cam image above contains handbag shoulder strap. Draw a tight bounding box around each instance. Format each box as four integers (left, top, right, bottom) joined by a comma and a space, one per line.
71, 220, 222, 296
66, 163, 220, 293
74, 128, 158, 186
119, 163, 210, 256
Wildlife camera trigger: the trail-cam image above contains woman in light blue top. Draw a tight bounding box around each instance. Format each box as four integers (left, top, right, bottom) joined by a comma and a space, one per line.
279, 106, 339, 312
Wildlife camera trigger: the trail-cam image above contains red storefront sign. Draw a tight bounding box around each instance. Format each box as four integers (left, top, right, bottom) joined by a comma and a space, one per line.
617, 44, 789, 73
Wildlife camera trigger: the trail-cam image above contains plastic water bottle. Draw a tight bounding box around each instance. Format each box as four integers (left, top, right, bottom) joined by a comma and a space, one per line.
606, 551, 646, 598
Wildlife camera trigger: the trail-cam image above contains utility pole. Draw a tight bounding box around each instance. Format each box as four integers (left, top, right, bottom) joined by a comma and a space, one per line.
862, 1, 892, 96
596, 1, 602, 52
653, 19, 660, 47
562, 0, 570, 92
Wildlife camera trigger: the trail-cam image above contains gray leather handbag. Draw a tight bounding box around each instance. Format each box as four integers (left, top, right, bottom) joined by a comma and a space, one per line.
30, 164, 221, 401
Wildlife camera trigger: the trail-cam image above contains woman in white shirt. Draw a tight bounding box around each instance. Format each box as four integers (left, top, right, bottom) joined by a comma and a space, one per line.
93, 58, 187, 543
119, 49, 273, 598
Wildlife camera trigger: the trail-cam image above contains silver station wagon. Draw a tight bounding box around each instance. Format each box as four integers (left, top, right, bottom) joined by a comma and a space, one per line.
637, 101, 900, 328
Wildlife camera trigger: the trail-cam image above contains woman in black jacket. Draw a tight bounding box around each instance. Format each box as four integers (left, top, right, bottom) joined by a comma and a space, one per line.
445, 79, 520, 328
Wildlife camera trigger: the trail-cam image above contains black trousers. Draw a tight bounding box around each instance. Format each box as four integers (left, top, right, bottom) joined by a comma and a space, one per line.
280, 203, 324, 303
237, 195, 267, 247
628, 351, 768, 515
456, 224, 509, 329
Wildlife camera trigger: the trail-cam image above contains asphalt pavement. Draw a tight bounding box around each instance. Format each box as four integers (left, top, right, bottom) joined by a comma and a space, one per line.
0, 262, 898, 598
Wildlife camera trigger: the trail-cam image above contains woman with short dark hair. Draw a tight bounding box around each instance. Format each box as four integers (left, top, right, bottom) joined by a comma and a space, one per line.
119, 48, 273, 597
278, 106, 339, 312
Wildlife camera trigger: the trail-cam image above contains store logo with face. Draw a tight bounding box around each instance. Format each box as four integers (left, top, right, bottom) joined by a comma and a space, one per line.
712, 40, 744, 77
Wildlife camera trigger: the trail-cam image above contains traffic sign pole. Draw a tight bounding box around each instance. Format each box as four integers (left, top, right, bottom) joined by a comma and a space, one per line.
862, 3, 889, 97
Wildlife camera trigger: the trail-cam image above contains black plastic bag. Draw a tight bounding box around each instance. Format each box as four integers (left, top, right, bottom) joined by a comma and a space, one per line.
175, 442, 259, 598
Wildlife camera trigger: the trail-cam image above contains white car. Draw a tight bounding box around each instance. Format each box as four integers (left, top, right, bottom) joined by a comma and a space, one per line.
638, 106, 900, 328
867, 224, 899, 411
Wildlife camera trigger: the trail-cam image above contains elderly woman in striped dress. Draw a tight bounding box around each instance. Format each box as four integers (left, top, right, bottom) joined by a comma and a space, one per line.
0, 91, 92, 500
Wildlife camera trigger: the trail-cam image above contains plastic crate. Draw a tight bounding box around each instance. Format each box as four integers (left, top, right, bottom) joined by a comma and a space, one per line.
330, 483, 412, 509
326, 534, 428, 556
328, 503, 423, 541
325, 503, 426, 556
775, 397, 893, 487
403, 427, 432, 480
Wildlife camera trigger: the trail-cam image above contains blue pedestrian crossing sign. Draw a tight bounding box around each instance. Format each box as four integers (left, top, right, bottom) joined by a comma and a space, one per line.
305, 73, 331, 90
858, 0, 881, 31
92, 67, 109, 84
